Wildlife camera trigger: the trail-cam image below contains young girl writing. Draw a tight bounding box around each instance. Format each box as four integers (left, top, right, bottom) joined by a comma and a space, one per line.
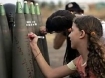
28, 15, 105, 78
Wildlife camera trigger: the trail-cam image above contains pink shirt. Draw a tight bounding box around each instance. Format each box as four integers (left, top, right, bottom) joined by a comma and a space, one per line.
75, 56, 96, 78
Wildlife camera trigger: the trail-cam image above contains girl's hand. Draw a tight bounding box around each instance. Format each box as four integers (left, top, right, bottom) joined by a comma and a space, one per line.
28, 32, 38, 49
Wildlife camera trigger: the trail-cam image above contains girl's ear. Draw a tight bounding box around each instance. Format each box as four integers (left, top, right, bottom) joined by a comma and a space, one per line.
79, 30, 86, 39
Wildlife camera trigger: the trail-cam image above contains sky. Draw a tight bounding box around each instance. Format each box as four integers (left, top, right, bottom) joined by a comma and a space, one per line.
0, 0, 105, 5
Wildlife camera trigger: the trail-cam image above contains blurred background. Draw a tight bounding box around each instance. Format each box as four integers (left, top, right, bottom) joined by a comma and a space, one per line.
1, 0, 105, 68
37, 0, 105, 22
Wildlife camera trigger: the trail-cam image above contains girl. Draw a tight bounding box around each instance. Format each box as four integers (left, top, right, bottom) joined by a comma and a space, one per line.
28, 15, 105, 78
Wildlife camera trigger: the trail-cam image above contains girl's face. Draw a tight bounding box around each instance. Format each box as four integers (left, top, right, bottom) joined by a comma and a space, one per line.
68, 22, 85, 49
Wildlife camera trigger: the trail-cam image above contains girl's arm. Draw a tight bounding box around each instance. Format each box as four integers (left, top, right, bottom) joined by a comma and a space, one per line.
32, 44, 76, 78
28, 32, 76, 78
53, 32, 66, 49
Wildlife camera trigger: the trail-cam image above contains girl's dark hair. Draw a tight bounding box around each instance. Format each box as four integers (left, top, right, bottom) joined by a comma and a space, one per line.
74, 15, 105, 77
46, 10, 75, 33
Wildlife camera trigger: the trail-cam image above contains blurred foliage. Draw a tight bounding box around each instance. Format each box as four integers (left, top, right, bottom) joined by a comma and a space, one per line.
96, 2, 105, 10
38, 1, 63, 10
58, 1, 63, 8
40, 1, 48, 8
48, 1, 56, 10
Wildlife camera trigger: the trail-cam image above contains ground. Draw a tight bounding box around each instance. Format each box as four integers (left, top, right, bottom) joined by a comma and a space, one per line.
46, 33, 66, 67
46, 34, 69, 78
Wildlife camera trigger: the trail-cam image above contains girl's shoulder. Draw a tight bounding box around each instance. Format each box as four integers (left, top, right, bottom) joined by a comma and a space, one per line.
73, 55, 82, 65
